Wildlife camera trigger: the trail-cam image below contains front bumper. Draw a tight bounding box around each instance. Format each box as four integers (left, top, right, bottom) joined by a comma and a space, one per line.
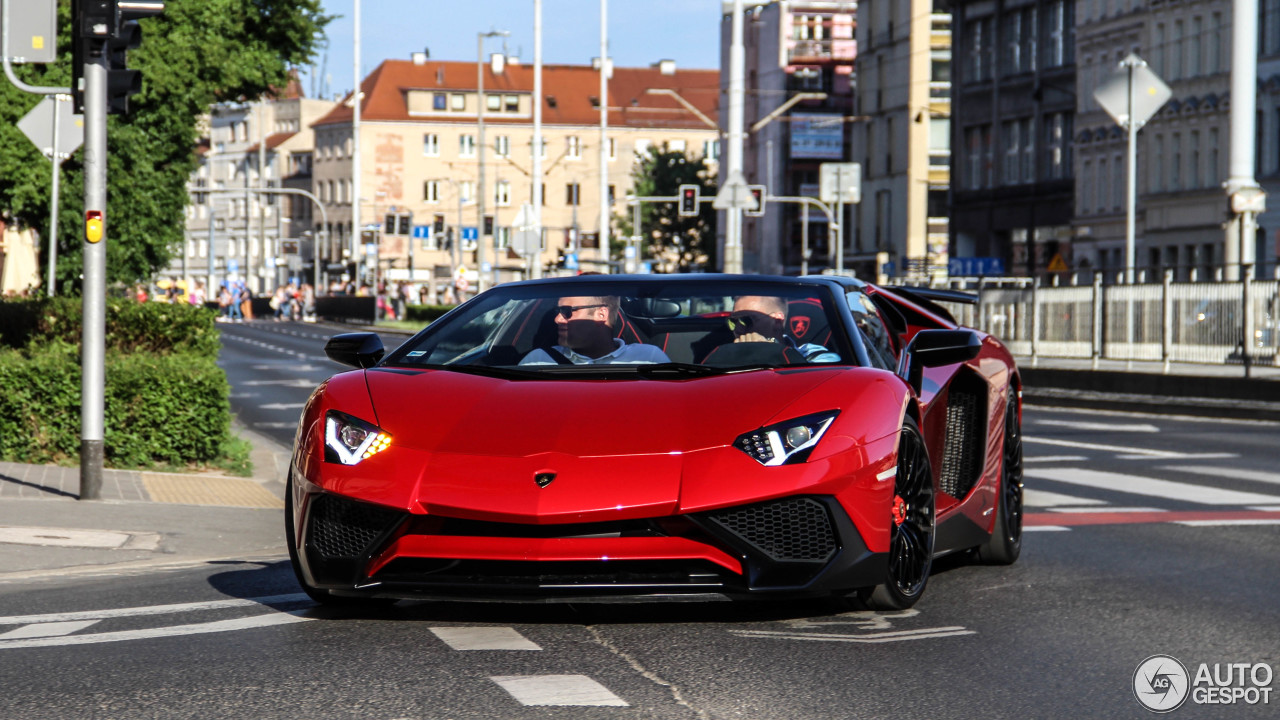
294, 490, 886, 601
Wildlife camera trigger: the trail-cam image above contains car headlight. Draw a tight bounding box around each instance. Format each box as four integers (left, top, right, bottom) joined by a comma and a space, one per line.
324, 410, 392, 465
734, 411, 839, 466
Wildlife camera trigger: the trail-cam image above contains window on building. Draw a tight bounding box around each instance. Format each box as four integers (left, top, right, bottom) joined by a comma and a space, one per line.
1208, 128, 1220, 185
486, 94, 501, 112
460, 134, 476, 157
496, 226, 511, 249
702, 139, 719, 160
495, 180, 511, 206
1209, 13, 1222, 73
1191, 16, 1203, 76
968, 16, 993, 81
567, 136, 582, 159
982, 125, 994, 188
1112, 152, 1123, 210
668, 139, 687, 153
1153, 134, 1165, 193
1002, 12, 1023, 75
495, 135, 510, 157
634, 139, 651, 160
450, 93, 465, 111
1003, 120, 1020, 185
424, 180, 440, 203
1046, 113, 1066, 180
1022, 118, 1035, 183
1081, 159, 1092, 213
966, 126, 982, 189
1172, 20, 1184, 80
1044, 0, 1068, 68
1154, 23, 1166, 76
433, 92, 447, 110
1097, 157, 1108, 212
566, 183, 580, 206
929, 117, 950, 170
504, 94, 520, 112
460, 180, 475, 204
1171, 132, 1182, 189
423, 133, 439, 156
609, 137, 618, 161
1190, 130, 1201, 187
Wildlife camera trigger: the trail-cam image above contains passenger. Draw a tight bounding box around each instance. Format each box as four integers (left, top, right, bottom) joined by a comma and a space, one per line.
729, 295, 840, 363
521, 295, 670, 365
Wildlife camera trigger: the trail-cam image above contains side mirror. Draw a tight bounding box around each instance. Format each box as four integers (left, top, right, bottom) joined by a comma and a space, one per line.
898, 329, 982, 394
325, 332, 385, 369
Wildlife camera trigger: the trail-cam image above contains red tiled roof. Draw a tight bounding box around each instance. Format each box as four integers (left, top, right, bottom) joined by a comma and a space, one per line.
247, 132, 298, 153
313, 60, 720, 130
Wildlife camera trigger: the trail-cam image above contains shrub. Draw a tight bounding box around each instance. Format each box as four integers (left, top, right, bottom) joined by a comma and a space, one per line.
0, 345, 235, 468
0, 298, 220, 355
403, 304, 456, 324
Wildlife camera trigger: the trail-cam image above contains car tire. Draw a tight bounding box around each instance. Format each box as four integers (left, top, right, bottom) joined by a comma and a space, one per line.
975, 393, 1023, 566
861, 416, 935, 611
285, 473, 396, 607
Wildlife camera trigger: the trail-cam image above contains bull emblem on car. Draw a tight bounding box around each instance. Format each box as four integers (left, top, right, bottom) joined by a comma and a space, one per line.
790, 317, 810, 338
535, 472, 556, 488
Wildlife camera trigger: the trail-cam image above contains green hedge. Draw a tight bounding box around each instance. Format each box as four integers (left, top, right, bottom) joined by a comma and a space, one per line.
0, 298, 220, 355
0, 345, 233, 467
403, 304, 456, 323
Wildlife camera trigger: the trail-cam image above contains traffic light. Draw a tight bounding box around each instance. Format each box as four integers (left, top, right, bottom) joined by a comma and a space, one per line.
483, 214, 494, 236
678, 184, 699, 217
397, 212, 412, 236
384, 213, 398, 234
433, 214, 446, 235
72, 0, 164, 115
746, 185, 767, 217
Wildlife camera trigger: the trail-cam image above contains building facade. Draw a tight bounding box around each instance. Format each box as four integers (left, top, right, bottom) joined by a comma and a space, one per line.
950, 0, 1077, 278
721, 0, 859, 275
309, 56, 719, 291
854, 0, 953, 280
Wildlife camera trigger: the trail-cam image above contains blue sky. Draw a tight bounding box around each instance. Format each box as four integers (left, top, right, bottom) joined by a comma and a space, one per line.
298, 0, 723, 99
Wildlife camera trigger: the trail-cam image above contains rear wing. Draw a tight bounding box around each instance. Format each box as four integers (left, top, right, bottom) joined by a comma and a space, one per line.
884, 286, 977, 326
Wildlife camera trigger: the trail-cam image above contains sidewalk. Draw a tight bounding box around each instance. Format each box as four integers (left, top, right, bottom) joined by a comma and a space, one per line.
0, 422, 293, 584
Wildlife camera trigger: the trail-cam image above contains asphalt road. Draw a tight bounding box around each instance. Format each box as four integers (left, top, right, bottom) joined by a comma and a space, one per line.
0, 320, 1276, 719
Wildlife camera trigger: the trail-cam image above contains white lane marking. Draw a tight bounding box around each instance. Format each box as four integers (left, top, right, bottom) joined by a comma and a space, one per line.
430, 627, 541, 651
1117, 453, 1238, 460
1024, 526, 1072, 532
1025, 436, 1237, 460
1250, 505, 1280, 512
1048, 506, 1167, 514
1024, 455, 1089, 463
1024, 489, 1107, 508
252, 422, 298, 430
0, 611, 312, 650
1035, 419, 1159, 433
0, 593, 307, 626
0, 620, 100, 640
259, 403, 305, 411
1165, 466, 1280, 487
490, 675, 628, 707
1027, 468, 1280, 506
1174, 519, 1280, 527
730, 627, 976, 643
242, 379, 316, 387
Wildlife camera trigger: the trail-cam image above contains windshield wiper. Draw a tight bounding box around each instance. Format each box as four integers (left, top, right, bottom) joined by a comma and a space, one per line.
633, 362, 725, 378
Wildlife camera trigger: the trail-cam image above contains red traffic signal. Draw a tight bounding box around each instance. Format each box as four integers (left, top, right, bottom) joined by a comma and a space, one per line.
678, 184, 700, 217
746, 185, 766, 216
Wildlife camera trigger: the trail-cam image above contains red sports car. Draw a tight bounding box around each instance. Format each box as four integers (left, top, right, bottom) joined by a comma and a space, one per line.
287, 275, 1023, 609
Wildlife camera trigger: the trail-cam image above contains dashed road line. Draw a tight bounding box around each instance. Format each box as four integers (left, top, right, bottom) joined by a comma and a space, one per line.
490, 675, 629, 707
0, 620, 100, 640
430, 626, 542, 651
730, 627, 976, 643
1027, 467, 1280, 506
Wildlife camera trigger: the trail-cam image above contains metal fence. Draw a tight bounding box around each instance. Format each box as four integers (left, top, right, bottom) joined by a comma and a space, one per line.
925, 272, 1280, 370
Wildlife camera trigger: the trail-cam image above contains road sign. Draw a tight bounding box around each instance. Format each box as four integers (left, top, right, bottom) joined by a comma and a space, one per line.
819, 162, 862, 204
564, 252, 579, 270
461, 227, 479, 241
4, 0, 57, 64
1093, 54, 1171, 131
281, 239, 299, 255
411, 225, 431, 239
512, 202, 540, 254
948, 256, 1005, 277
1047, 253, 1069, 273
17, 95, 84, 158
713, 170, 759, 211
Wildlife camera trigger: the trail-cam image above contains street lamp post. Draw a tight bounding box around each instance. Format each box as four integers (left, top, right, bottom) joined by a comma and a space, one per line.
477, 29, 510, 293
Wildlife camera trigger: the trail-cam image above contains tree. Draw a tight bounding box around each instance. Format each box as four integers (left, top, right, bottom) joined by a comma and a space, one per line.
0, 0, 330, 294
616, 146, 717, 273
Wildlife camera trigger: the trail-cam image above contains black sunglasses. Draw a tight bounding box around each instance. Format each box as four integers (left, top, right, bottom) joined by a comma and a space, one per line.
555, 304, 606, 319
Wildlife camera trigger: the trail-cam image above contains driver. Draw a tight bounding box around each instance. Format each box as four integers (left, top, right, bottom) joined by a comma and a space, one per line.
729, 295, 840, 363
521, 295, 671, 365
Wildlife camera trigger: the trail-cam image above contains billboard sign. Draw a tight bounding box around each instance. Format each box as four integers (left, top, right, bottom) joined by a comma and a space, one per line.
790, 114, 844, 160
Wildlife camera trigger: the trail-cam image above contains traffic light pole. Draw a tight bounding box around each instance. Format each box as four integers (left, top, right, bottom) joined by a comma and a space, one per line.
80, 51, 108, 500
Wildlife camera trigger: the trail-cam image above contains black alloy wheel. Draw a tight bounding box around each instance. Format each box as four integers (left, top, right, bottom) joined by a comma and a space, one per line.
862, 417, 935, 610
976, 393, 1024, 564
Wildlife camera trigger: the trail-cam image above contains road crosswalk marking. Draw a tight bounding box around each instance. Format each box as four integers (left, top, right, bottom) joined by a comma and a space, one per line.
1164, 465, 1280, 487
490, 675, 629, 707
0, 612, 312, 650
1034, 419, 1159, 433
430, 626, 542, 651
1027, 468, 1280, 506
0, 593, 307, 626
1025, 436, 1236, 460
0, 620, 100, 640
1024, 489, 1107, 508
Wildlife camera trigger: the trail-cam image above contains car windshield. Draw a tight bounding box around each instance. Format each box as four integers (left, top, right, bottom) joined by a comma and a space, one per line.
384, 279, 854, 375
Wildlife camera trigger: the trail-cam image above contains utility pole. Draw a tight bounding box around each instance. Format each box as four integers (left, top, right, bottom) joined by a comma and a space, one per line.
724, 0, 746, 273
352, 0, 363, 288
532, 0, 544, 280
1225, 0, 1265, 282
477, 29, 509, 292
599, 0, 610, 270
